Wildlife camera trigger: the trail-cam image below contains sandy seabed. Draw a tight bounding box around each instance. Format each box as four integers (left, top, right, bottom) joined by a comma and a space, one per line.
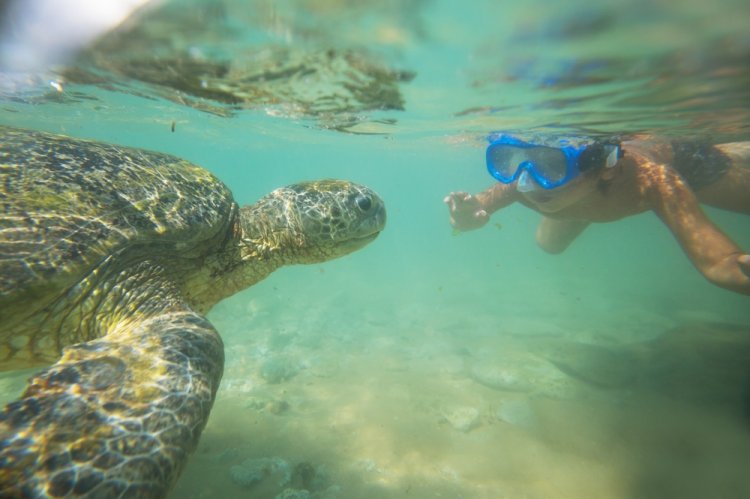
169, 270, 750, 499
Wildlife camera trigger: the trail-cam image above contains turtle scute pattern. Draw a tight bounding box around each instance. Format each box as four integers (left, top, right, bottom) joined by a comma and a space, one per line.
0, 126, 233, 302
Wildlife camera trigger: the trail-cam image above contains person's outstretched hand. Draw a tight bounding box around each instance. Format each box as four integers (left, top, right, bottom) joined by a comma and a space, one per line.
444, 191, 489, 231
704, 253, 750, 295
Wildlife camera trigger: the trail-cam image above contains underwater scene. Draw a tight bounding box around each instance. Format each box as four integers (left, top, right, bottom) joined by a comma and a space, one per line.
1, 0, 750, 497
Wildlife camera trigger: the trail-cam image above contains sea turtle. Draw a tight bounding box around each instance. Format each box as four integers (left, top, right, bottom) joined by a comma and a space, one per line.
0, 126, 386, 497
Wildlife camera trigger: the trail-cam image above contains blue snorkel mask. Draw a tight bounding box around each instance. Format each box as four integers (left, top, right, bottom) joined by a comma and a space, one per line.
486, 134, 622, 191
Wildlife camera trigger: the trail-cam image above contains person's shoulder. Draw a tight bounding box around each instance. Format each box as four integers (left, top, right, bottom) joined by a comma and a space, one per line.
621, 136, 672, 166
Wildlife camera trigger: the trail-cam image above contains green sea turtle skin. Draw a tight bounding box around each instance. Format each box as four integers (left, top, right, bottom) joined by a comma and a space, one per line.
0, 126, 386, 497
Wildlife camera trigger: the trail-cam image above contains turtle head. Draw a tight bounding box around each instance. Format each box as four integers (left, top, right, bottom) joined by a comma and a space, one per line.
239, 179, 386, 266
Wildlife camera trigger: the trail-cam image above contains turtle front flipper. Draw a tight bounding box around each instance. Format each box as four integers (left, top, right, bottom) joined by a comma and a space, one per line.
0, 265, 224, 497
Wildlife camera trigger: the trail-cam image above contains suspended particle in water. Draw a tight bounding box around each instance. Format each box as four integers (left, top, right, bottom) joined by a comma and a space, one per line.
171, 120, 176, 132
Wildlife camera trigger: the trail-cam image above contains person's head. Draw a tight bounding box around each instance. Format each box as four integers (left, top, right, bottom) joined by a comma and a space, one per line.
485, 133, 622, 212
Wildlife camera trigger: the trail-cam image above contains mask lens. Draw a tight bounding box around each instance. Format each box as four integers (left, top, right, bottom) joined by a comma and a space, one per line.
487, 144, 520, 180
487, 142, 569, 184
522, 147, 568, 183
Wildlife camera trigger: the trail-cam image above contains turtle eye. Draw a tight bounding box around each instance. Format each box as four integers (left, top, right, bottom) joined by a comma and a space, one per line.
355, 195, 372, 211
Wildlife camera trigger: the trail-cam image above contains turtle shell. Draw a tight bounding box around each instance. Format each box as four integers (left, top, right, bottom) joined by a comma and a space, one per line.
0, 126, 236, 317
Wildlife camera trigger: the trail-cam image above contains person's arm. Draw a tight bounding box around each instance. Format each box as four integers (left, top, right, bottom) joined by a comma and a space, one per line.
444, 182, 518, 231
643, 162, 750, 295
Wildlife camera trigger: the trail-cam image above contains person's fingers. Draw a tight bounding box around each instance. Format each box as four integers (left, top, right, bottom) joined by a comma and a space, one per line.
444, 192, 472, 212
738, 254, 750, 278
443, 192, 461, 207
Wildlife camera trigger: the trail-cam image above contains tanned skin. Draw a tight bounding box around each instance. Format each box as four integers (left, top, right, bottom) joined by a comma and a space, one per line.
444, 137, 750, 295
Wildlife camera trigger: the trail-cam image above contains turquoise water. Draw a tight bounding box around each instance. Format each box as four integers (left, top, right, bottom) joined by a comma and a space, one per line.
2, 0, 750, 497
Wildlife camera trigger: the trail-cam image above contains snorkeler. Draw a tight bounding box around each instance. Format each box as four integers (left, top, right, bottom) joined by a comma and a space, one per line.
444, 134, 750, 295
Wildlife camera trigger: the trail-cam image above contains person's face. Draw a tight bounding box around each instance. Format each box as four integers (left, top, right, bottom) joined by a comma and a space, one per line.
518, 169, 600, 213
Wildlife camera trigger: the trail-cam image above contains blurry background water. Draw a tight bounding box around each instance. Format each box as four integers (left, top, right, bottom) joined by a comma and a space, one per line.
1, 0, 750, 497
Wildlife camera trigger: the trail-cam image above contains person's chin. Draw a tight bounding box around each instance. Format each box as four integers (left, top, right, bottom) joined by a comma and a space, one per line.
523, 191, 566, 212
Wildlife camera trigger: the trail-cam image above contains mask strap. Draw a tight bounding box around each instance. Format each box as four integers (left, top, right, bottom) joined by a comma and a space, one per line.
605, 146, 620, 168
